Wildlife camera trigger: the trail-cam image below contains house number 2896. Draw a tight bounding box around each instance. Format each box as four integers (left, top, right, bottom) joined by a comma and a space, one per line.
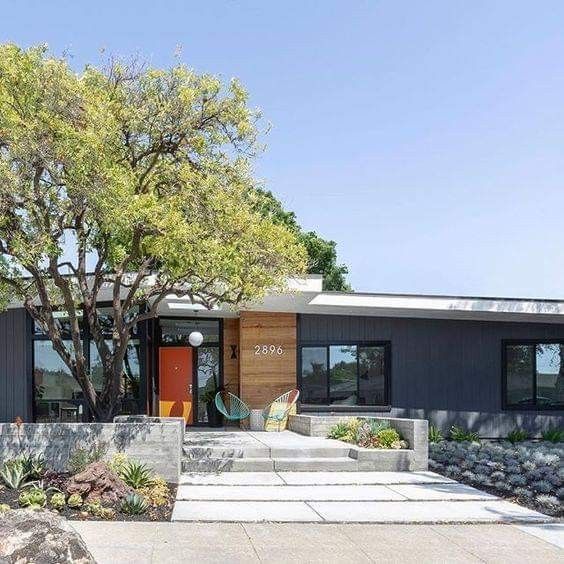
254, 344, 284, 355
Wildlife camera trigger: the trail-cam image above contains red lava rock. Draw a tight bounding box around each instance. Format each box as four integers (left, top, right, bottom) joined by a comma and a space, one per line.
65, 462, 131, 504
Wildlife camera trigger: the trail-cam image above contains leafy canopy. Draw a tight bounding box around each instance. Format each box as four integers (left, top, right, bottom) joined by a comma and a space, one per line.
0, 44, 307, 419
251, 189, 350, 291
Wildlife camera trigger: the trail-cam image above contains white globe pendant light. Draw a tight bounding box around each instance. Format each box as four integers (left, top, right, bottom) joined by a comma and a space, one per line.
188, 331, 204, 347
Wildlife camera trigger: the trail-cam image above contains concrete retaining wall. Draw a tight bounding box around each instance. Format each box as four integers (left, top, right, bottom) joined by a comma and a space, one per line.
289, 414, 428, 471
0, 417, 184, 483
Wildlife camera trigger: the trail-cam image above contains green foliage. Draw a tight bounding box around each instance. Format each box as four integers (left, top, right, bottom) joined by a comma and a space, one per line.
507, 429, 529, 444
428, 425, 444, 444
49, 492, 66, 510
327, 418, 407, 449
0, 44, 307, 421
67, 493, 83, 508
137, 476, 170, 507
107, 452, 129, 475
251, 189, 349, 290
0, 503, 10, 513
68, 443, 108, 474
18, 487, 47, 508
119, 461, 154, 490
0, 459, 28, 489
450, 425, 480, 442
375, 428, 401, 448
327, 422, 350, 440
121, 492, 149, 515
542, 427, 563, 443
19, 453, 46, 480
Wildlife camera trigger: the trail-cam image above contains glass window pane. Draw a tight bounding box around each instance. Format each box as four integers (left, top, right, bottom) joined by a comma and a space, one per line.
160, 319, 219, 344
197, 347, 220, 423
536, 344, 564, 408
34, 341, 81, 400
506, 344, 534, 406
90, 340, 141, 413
96, 306, 139, 337
329, 345, 357, 405
34, 311, 83, 337
358, 346, 386, 405
301, 347, 327, 404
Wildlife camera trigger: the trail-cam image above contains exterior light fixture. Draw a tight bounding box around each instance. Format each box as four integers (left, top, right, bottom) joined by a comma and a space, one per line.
188, 331, 204, 347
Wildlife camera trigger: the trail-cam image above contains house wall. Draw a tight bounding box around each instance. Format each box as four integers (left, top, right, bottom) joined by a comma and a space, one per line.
239, 312, 297, 409
298, 314, 564, 437
0, 308, 30, 422
223, 318, 240, 396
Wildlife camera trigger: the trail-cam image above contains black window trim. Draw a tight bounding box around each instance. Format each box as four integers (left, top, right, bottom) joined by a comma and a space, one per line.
502, 338, 564, 411
298, 340, 392, 409
30, 302, 148, 421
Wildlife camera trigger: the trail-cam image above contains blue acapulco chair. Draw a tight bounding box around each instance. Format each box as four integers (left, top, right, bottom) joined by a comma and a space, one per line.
214, 391, 251, 427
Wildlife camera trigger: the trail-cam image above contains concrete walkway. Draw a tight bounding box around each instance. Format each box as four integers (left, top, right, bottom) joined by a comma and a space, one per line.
173, 471, 551, 524
71, 521, 564, 563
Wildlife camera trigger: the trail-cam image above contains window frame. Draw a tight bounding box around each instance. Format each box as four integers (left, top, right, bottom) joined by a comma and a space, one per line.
31, 303, 147, 422
298, 340, 391, 409
502, 339, 564, 411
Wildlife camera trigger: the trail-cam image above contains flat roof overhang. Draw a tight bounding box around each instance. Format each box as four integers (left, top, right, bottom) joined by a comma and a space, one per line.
158, 290, 564, 324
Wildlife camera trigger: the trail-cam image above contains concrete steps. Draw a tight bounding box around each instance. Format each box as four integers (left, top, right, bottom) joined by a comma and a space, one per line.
181, 455, 358, 473
181, 433, 356, 472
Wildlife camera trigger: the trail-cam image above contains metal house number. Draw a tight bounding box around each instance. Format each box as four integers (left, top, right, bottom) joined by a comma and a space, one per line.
254, 344, 284, 356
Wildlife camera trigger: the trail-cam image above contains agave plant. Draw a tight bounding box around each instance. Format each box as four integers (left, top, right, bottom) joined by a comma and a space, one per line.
119, 461, 154, 489
21, 454, 46, 480
121, 492, 149, 515
0, 460, 28, 489
542, 427, 563, 443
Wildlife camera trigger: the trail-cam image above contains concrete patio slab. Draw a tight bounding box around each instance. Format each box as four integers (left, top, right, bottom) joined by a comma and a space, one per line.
309, 500, 551, 523
388, 482, 499, 501
72, 522, 563, 564
278, 470, 454, 485
177, 484, 405, 501
172, 500, 323, 522
516, 523, 564, 549
179, 471, 285, 485
242, 523, 372, 563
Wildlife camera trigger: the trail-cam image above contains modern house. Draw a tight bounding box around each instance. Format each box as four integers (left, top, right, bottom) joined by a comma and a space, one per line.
0, 275, 562, 437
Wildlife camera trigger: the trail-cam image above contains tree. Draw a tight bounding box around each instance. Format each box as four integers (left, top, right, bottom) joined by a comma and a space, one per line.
0, 44, 307, 421
251, 189, 350, 291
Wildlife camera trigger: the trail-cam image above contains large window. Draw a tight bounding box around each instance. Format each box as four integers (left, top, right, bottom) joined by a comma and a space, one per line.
300, 343, 390, 406
33, 309, 144, 422
504, 341, 564, 409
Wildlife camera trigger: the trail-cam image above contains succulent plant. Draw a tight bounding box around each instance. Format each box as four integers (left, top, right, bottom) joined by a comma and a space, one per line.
67, 493, 83, 508
0, 460, 28, 489
119, 461, 154, 490
0, 503, 10, 513
120, 492, 149, 515
19, 487, 46, 508
49, 492, 66, 510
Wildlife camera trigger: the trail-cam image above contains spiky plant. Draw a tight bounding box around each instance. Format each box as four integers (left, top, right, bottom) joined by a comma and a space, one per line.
542, 427, 563, 443
0, 461, 28, 489
119, 461, 154, 490
121, 492, 149, 515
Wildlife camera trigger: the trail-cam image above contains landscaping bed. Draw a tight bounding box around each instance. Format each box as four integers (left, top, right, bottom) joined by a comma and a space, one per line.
0, 447, 176, 522
429, 439, 563, 517
327, 418, 409, 449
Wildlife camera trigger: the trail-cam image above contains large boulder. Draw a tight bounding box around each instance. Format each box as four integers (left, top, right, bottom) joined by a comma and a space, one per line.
65, 461, 131, 504
0, 509, 94, 563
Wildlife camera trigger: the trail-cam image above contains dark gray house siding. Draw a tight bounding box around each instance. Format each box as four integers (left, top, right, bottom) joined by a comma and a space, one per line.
0, 308, 31, 422
298, 314, 564, 437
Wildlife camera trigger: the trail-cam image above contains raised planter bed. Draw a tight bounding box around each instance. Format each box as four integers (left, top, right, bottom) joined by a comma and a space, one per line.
289, 414, 428, 471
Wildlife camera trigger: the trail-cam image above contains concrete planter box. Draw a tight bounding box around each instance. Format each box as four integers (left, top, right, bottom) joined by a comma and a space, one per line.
289, 414, 428, 471
0, 416, 184, 483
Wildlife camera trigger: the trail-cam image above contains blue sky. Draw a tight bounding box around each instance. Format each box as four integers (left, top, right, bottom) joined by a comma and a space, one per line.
4, 1, 564, 298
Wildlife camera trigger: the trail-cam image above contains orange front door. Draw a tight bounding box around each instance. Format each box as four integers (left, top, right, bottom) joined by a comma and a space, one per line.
159, 347, 193, 424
